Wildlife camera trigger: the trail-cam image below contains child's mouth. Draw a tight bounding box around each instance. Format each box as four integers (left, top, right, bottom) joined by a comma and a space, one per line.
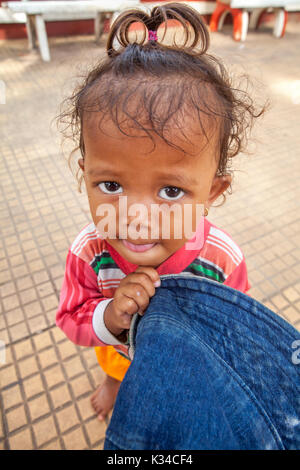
121, 239, 157, 253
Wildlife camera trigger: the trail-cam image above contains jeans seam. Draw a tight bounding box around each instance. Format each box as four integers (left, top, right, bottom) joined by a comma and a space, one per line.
160, 275, 298, 339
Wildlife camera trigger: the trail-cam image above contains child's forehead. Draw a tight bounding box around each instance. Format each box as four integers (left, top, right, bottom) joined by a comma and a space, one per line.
83, 111, 219, 177
83, 106, 219, 158
82, 74, 221, 142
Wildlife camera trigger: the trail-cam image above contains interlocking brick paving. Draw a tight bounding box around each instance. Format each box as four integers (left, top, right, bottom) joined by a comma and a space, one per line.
0, 21, 300, 449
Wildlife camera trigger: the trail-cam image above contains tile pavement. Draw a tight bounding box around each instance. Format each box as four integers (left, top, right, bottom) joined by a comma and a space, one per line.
0, 21, 300, 449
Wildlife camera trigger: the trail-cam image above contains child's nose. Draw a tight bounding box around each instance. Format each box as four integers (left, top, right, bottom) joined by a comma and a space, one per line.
119, 197, 154, 236
126, 216, 151, 233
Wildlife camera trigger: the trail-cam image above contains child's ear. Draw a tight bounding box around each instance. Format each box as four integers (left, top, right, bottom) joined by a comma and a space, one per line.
206, 174, 232, 206
78, 158, 84, 171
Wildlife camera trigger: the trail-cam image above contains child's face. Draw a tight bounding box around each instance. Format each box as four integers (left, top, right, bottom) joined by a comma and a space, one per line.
79, 113, 231, 268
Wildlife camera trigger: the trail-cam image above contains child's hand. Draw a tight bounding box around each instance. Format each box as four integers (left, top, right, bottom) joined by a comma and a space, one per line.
104, 266, 160, 337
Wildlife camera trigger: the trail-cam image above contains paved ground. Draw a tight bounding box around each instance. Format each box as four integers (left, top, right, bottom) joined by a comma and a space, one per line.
0, 20, 300, 449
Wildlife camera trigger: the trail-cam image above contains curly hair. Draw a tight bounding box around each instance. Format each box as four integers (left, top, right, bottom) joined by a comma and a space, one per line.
58, 2, 265, 201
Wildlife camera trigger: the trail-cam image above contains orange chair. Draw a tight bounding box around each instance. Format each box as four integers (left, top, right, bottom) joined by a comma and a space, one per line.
210, 1, 288, 41
210, 0, 249, 41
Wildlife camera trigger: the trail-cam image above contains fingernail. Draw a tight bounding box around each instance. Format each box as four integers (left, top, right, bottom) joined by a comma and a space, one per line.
154, 280, 161, 287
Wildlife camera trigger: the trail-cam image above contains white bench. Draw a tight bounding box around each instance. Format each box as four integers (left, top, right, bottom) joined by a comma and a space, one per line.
0, 7, 26, 24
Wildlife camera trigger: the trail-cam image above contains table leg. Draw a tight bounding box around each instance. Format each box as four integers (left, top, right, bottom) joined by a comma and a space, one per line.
249, 8, 265, 30
26, 14, 36, 50
95, 12, 99, 43
273, 8, 288, 38
35, 14, 51, 62
95, 12, 113, 44
210, 2, 249, 42
239, 10, 249, 42
95, 12, 102, 43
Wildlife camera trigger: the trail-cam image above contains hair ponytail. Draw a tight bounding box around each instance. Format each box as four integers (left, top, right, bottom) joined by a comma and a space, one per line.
107, 2, 209, 57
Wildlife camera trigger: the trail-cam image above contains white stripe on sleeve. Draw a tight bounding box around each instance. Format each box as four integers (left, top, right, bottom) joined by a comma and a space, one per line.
92, 298, 125, 345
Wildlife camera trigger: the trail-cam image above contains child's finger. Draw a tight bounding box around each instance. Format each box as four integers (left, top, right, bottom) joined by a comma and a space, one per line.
121, 283, 150, 314
128, 283, 150, 313
134, 266, 161, 288
114, 294, 139, 317
125, 272, 156, 298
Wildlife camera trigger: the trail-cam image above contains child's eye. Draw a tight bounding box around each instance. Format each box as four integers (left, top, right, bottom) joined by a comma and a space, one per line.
98, 182, 123, 194
158, 186, 185, 201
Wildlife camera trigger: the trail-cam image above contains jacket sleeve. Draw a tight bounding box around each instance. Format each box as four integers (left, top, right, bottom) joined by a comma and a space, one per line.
56, 249, 119, 347
223, 256, 252, 296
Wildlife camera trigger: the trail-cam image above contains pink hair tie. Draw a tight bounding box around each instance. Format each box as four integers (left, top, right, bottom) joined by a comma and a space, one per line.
148, 30, 158, 42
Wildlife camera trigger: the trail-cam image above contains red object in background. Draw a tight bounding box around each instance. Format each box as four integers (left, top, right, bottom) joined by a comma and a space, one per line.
210, 0, 246, 41
0, 19, 96, 40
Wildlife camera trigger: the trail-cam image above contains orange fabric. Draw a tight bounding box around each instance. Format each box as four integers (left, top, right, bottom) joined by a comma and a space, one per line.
95, 346, 131, 382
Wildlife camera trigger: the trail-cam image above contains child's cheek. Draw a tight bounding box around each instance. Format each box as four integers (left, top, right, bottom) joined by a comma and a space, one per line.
93, 210, 119, 240
166, 204, 203, 241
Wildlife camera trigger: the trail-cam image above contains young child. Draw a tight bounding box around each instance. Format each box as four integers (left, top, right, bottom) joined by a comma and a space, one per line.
56, 3, 263, 421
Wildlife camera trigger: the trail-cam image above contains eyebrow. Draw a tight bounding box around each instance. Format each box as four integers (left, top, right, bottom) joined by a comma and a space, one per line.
156, 173, 199, 187
87, 169, 122, 177
87, 168, 199, 187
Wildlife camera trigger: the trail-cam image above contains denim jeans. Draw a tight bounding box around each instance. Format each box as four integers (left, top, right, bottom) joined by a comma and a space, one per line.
104, 274, 300, 450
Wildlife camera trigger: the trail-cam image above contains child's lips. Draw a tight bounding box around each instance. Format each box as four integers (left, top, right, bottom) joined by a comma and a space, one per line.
121, 239, 157, 253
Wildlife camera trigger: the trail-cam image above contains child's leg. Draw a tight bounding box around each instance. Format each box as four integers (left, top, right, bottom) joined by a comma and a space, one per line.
91, 346, 131, 420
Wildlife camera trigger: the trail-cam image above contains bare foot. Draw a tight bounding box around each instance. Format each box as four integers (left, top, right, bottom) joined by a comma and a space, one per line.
90, 374, 121, 421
